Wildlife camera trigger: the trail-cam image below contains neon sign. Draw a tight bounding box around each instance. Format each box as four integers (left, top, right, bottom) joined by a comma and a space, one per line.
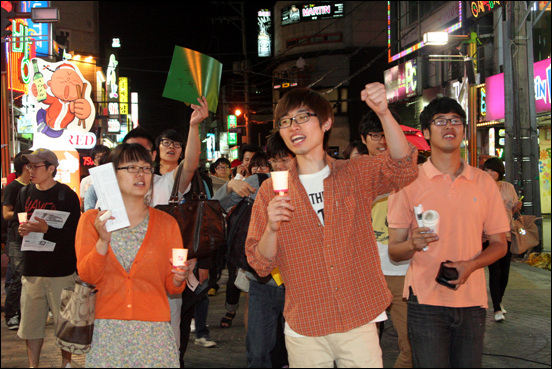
471, 1, 502, 18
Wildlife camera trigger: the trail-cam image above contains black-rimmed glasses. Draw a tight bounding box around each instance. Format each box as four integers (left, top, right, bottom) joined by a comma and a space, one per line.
159, 139, 183, 148
277, 112, 317, 129
117, 165, 155, 174
431, 118, 464, 126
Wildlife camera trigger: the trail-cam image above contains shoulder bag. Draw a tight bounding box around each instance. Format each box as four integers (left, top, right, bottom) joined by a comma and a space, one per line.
55, 277, 98, 354
510, 214, 540, 254
155, 166, 226, 260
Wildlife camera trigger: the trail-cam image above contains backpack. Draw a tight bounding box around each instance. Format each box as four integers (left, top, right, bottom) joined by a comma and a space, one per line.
226, 174, 269, 273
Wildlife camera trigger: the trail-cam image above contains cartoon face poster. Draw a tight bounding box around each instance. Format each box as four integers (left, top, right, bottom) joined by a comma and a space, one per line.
28, 58, 95, 138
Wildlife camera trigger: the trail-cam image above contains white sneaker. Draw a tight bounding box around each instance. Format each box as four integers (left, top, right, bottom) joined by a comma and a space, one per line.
494, 311, 505, 322
194, 337, 217, 348
190, 319, 195, 333
500, 303, 507, 314
6, 316, 20, 330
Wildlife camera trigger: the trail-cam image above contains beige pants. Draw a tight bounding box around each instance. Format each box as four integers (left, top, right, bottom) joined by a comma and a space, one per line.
285, 322, 383, 368
18, 274, 76, 340
385, 275, 412, 368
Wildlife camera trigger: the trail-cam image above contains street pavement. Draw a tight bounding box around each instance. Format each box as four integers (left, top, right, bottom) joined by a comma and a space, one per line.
1, 217, 550, 368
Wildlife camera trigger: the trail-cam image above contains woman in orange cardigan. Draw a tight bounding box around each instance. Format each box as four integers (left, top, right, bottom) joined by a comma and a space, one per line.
75, 143, 188, 368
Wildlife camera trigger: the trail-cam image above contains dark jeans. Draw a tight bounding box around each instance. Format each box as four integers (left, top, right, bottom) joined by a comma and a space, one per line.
246, 279, 287, 368
407, 295, 486, 368
5, 241, 24, 319
484, 240, 512, 312
225, 262, 241, 312
180, 279, 211, 368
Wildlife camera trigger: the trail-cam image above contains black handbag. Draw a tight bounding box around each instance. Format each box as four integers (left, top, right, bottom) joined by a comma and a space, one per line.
155, 166, 226, 260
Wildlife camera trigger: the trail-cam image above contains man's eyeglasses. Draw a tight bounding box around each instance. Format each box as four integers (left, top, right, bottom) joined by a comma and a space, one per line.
277, 112, 317, 129
159, 139, 183, 148
366, 133, 385, 142
269, 158, 293, 165
431, 118, 464, 127
216, 166, 230, 170
117, 165, 155, 174
251, 165, 270, 171
26, 164, 48, 171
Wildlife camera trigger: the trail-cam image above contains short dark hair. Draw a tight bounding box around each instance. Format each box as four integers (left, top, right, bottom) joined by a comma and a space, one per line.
274, 88, 333, 149
90, 144, 110, 160
109, 143, 153, 169
343, 141, 368, 159
13, 150, 33, 177
419, 97, 466, 132
482, 157, 505, 181
123, 127, 156, 151
359, 110, 401, 136
248, 152, 270, 172
239, 144, 262, 161
210, 157, 231, 175
156, 129, 184, 148
266, 131, 294, 159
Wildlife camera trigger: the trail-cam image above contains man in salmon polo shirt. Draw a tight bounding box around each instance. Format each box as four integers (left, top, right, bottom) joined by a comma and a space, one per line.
387, 97, 510, 368
246, 83, 419, 368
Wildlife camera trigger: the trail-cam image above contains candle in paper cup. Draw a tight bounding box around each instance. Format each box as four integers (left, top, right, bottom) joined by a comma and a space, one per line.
172, 248, 188, 267
422, 210, 439, 235
18, 212, 28, 223
271, 171, 289, 196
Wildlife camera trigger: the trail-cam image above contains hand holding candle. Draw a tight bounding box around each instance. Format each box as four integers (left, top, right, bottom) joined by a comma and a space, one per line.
271, 171, 289, 196
172, 248, 188, 267
18, 212, 28, 223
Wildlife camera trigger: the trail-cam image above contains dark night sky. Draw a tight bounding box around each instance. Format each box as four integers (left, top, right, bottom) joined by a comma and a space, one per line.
98, 2, 276, 140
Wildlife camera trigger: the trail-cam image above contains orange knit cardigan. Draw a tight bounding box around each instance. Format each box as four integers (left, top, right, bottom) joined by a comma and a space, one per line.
75, 208, 186, 322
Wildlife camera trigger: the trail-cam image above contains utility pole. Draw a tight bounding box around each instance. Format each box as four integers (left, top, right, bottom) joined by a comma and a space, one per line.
503, 2, 543, 250
214, 1, 250, 144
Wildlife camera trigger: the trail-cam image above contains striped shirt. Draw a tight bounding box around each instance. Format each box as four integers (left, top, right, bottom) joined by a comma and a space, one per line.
246, 145, 418, 337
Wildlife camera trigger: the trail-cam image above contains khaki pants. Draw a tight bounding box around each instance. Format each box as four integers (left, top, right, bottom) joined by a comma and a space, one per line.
385, 275, 412, 368
285, 322, 382, 368
18, 274, 76, 340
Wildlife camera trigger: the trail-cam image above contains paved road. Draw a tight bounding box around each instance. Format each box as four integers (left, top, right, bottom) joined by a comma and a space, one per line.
1, 259, 550, 368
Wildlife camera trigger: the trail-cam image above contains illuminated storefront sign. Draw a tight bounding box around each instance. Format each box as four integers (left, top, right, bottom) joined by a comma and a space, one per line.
470, 1, 502, 18
384, 58, 420, 103
257, 9, 272, 57
227, 115, 237, 129
281, 2, 344, 25
19, 1, 51, 57
24, 59, 95, 140
119, 77, 129, 115
486, 58, 551, 121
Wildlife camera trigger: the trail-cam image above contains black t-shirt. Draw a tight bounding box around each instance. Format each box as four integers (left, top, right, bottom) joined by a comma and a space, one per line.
14, 182, 81, 277
2, 179, 26, 240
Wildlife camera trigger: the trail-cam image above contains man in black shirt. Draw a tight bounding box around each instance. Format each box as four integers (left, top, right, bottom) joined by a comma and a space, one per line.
15, 148, 81, 368
2, 150, 32, 330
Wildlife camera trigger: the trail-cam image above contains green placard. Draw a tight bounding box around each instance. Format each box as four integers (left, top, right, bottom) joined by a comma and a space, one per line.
162, 46, 222, 113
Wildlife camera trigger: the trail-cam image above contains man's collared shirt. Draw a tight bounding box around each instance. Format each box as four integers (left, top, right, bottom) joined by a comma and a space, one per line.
388, 159, 510, 309
246, 145, 418, 337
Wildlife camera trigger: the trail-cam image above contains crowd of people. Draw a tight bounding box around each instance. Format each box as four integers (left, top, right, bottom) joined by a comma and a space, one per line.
1, 84, 517, 368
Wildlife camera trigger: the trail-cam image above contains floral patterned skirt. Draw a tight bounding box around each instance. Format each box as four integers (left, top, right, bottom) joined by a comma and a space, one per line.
85, 319, 179, 368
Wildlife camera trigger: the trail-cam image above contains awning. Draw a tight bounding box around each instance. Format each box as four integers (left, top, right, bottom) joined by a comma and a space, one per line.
401, 125, 430, 151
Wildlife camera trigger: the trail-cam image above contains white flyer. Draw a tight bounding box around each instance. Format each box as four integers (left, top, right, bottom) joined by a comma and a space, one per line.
21, 232, 56, 252
29, 209, 70, 229
89, 163, 130, 232
21, 209, 71, 252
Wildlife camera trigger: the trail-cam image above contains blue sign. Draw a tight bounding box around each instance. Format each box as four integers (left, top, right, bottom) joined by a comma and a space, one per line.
20, 1, 51, 57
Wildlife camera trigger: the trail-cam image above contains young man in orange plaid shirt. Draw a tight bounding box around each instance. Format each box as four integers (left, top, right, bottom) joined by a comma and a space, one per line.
246, 84, 419, 367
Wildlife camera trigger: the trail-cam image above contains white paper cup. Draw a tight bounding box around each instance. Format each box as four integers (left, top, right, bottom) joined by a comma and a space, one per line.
271, 171, 289, 196
172, 248, 188, 267
422, 210, 439, 235
18, 212, 28, 223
